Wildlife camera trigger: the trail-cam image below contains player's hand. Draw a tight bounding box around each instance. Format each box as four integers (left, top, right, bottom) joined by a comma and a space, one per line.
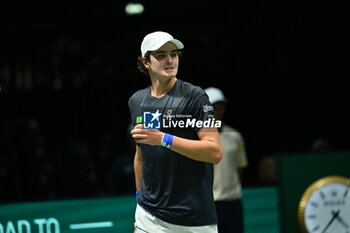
130, 124, 164, 146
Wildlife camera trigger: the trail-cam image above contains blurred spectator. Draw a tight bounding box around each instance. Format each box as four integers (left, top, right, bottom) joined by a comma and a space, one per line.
311, 137, 332, 152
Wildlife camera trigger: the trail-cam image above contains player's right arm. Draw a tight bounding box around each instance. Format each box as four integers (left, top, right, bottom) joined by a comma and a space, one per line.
134, 144, 142, 191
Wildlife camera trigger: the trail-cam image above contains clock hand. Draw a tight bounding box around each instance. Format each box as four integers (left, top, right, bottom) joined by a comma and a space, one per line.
321, 210, 340, 233
332, 211, 349, 229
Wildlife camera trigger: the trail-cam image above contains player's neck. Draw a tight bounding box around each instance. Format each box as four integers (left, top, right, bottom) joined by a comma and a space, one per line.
150, 77, 177, 98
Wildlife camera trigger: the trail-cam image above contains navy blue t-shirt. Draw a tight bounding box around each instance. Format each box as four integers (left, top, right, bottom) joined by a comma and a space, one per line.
128, 79, 217, 226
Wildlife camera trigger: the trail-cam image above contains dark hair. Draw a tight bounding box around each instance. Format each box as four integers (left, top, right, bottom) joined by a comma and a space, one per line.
136, 50, 183, 76
136, 52, 151, 76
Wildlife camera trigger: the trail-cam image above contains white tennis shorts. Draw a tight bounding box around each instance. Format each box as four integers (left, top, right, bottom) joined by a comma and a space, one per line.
134, 204, 218, 233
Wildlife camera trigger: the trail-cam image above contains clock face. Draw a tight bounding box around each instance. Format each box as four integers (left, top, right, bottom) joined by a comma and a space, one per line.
299, 176, 350, 233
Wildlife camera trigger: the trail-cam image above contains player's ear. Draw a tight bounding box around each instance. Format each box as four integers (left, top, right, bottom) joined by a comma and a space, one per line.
142, 57, 150, 69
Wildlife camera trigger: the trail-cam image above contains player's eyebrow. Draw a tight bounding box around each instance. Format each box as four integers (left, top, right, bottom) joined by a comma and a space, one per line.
153, 49, 179, 55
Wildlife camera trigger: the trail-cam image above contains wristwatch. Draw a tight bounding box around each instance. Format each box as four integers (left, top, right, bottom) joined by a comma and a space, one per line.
298, 175, 350, 233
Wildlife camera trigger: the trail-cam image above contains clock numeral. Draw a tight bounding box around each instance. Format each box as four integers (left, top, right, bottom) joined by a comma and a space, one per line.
320, 191, 326, 199
311, 202, 319, 208
312, 225, 320, 232
308, 214, 317, 219
344, 188, 349, 198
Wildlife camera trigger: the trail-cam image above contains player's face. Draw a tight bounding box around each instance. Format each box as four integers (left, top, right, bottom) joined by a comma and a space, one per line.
147, 42, 180, 79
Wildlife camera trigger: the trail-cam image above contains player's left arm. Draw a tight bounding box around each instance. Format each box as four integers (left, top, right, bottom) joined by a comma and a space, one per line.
171, 127, 222, 164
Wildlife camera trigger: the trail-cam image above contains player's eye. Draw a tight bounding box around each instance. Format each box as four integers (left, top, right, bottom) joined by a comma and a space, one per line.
155, 54, 166, 60
170, 52, 178, 58
153, 51, 179, 60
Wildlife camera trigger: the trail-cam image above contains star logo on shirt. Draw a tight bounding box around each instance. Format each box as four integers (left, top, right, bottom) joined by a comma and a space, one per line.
151, 109, 162, 122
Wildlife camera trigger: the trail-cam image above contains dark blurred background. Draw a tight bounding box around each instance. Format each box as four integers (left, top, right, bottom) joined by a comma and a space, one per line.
0, 0, 349, 203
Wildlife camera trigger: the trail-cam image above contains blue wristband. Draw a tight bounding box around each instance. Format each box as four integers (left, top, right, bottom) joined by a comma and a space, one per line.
136, 191, 140, 199
160, 133, 174, 148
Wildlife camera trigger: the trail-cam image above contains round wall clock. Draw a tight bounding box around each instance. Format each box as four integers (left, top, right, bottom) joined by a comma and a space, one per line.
298, 175, 350, 233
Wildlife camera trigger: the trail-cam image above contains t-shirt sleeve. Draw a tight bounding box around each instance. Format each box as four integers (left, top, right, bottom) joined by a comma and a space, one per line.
191, 93, 216, 131
128, 92, 143, 127
128, 95, 142, 146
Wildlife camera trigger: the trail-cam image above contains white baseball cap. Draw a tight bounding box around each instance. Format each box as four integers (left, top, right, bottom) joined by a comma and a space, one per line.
140, 31, 184, 57
204, 87, 227, 104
